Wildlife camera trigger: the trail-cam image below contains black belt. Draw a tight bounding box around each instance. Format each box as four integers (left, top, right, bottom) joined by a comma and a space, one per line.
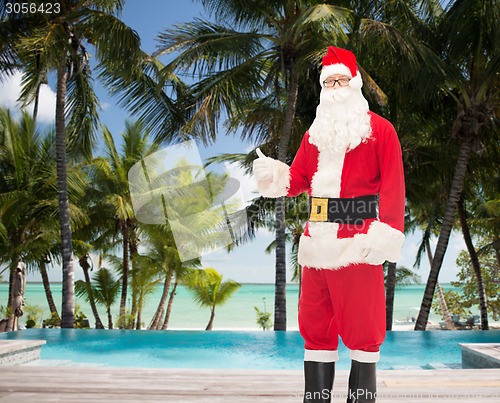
309, 195, 378, 224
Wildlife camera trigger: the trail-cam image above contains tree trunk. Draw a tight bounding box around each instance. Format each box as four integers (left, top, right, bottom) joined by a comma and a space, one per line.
135, 302, 142, 330
6, 260, 19, 331
161, 279, 178, 330
273, 62, 299, 331
39, 259, 59, 318
426, 239, 455, 329
205, 307, 215, 330
7, 235, 22, 308
78, 255, 104, 329
437, 282, 455, 328
129, 229, 138, 325
56, 64, 74, 329
458, 195, 489, 330
7, 259, 16, 308
119, 219, 129, 324
107, 307, 113, 330
33, 82, 41, 123
274, 198, 287, 331
415, 139, 473, 330
148, 272, 172, 330
385, 262, 397, 331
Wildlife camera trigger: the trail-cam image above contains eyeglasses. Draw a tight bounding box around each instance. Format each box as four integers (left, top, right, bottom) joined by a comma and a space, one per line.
323, 77, 350, 88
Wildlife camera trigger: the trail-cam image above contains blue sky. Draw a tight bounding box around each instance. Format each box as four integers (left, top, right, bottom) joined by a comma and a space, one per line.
0, 0, 467, 284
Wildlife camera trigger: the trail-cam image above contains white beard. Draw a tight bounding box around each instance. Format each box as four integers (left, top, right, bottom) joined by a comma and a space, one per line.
308, 86, 372, 152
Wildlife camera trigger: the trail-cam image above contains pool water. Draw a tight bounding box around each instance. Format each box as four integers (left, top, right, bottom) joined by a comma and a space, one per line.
1, 329, 499, 370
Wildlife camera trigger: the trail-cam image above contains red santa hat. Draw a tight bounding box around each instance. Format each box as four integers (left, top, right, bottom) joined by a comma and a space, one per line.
319, 46, 363, 90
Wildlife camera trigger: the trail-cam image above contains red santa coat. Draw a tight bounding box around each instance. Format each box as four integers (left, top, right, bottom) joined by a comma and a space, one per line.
256, 111, 405, 269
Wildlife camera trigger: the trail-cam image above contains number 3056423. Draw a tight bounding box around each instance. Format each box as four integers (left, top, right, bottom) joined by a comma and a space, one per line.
5, 2, 61, 14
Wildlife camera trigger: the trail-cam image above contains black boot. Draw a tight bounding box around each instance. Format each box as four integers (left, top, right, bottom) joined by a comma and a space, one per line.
347, 360, 377, 403
303, 361, 335, 403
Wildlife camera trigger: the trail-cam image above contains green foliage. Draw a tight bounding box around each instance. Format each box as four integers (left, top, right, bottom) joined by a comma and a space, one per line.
452, 250, 500, 321
74, 305, 89, 329
384, 264, 421, 286
183, 268, 241, 309
0, 306, 12, 318
254, 306, 272, 331
183, 267, 240, 329
42, 312, 61, 328
431, 289, 469, 320
431, 247, 500, 321
76, 268, 121, 309
24, 304, 44, 328
25, 319, 36, 329
116, 310, 135, 330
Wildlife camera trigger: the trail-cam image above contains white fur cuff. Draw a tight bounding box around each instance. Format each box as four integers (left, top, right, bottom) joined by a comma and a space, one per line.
363, 220, 405, 263
255, 158, 290, 198
305, 349, 339, 363
350, 350, 380, 363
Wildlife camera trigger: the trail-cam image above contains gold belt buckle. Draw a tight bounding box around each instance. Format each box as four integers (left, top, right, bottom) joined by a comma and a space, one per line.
310, 197, 328, 222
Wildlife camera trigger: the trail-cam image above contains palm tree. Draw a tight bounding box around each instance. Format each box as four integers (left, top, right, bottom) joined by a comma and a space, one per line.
129, 255, 162, 330
75, 267, 120, 329
90, 121, 159, 326
0, 109, 47, 306
404, 130, 459, 331
140, 224, 194, 331
75, 254, 104, 329
458, 195, 489, 330
414, 0, 498, 330
183, 267, 241, 330
453, 133, 498, 329
137, 157, 232, 330
71, 173, 116, 330
0, 108, 86, 325
0, 0, 144, 327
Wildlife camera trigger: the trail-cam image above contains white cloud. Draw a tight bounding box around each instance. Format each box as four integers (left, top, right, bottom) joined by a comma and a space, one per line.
0, 72, 21, 109
0, 70, 56, 124
101, 101, 111, 111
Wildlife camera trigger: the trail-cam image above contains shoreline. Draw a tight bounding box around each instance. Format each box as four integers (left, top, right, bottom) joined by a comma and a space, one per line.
29, 323, 498, 331
2, 282, 493, 331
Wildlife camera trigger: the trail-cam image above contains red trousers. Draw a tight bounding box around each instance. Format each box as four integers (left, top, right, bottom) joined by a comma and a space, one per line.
298, 264, 386, 363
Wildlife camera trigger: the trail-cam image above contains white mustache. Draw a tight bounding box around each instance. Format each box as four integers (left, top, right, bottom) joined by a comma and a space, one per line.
320, 87, 353, 103
331, 87, 352, 101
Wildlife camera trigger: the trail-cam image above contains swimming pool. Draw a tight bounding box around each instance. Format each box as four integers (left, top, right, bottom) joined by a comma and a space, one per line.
1, 329, 499, 370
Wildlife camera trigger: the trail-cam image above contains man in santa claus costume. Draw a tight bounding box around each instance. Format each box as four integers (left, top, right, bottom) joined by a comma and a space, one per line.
253, 46, 405, 403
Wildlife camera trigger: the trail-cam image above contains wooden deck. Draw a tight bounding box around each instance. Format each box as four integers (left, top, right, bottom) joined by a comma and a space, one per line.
0, 366, 499, 402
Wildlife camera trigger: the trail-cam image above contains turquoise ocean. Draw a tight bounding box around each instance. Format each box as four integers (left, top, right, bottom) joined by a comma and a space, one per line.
0, 283, 467, 330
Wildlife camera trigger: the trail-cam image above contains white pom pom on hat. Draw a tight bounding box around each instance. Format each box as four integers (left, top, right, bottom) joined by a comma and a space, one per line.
319, 46, 363, 90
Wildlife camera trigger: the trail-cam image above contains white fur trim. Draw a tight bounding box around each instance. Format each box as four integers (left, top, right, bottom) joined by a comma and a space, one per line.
305, 349, 339, 363
350, 350, 380, 363
320, 64, 362, 90
255, 158, 290, 198
348, 73, 363, 90
310, 148, 345, 197
297, 220, 405, 270
298, 222, 364, 269
362, 220, 405, 263
320, 64, 352, 85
